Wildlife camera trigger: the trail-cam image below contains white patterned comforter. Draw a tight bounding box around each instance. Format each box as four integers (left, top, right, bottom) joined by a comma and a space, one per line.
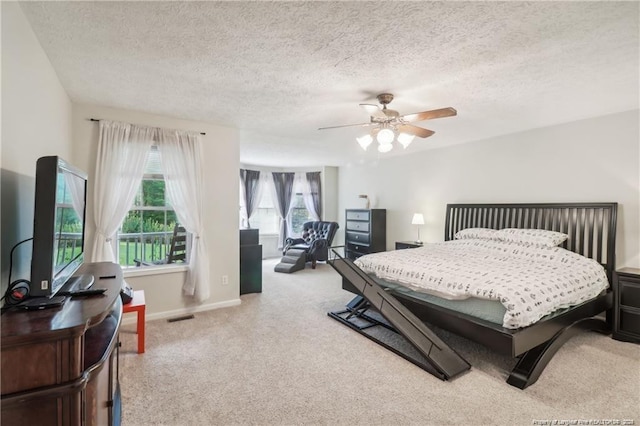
353, 239, 609, 329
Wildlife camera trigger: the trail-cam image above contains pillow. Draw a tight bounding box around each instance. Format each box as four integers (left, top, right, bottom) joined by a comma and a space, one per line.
496, 228, 568, 247
454, 228, 500, 241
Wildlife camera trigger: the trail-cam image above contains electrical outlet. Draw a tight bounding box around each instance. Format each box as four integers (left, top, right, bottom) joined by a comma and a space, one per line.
221, 275, 229, 285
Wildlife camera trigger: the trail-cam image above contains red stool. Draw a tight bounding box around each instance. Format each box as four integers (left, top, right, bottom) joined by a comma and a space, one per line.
122, 290, 146, 354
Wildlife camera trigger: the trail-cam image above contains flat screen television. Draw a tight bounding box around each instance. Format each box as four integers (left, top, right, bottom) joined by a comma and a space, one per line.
30, 156, 93, 298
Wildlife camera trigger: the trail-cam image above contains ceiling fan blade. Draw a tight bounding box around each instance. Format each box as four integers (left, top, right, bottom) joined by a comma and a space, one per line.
398, 124, 435, 138
318, 122, 374, 130
360, 103, 387, 119
401, 107, 457, 123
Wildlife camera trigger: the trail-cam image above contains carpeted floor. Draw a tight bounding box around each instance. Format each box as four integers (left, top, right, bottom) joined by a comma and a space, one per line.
119, 258, 640, 426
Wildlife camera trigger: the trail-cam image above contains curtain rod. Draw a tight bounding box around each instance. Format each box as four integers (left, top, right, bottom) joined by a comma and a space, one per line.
89, 118, 206, 135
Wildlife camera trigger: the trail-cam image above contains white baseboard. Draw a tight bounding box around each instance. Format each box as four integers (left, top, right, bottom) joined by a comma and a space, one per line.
121, 298, 242, 325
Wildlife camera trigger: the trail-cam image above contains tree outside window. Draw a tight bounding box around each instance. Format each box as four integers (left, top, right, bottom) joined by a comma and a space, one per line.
118, 148, 185, 267
289, 193, 313, 237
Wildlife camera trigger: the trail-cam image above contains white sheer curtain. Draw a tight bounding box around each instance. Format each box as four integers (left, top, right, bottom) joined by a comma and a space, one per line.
92, 121, 154, 262
64, 172, 86, 221
296, 172, 321, 221
157, 129, 210, 302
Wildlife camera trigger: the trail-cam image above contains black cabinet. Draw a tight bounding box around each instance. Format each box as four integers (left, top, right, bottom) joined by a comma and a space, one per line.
240, 229, 262, 295
395, 241, 423, 250
344, 209, 386, 261
613, 267, 640, 343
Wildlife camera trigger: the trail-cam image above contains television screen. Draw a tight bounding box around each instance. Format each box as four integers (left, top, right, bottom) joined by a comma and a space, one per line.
30, 156, 89, 298
53, 171, 84, 277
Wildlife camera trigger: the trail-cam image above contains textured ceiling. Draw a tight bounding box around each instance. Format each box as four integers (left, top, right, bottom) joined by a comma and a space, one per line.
20, 1, 639, 167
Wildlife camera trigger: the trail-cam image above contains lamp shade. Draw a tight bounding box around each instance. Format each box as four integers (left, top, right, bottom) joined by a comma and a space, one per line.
376, 128, 395, 144
356, 134, 373, 150
411, 213, 425, 225
397, 132, 415, 148
377, 143, 393, 153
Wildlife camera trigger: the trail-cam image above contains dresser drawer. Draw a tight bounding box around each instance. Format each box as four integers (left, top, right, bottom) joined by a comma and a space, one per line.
346, 231, 370, 245
620, 309, 640, 336
620, 280, 640, 308
346, 210, 370, 221
346, 221, 369, 232
347, 242, 371, 254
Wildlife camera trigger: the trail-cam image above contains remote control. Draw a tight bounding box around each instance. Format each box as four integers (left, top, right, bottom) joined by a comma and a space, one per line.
68, 288, 107, 297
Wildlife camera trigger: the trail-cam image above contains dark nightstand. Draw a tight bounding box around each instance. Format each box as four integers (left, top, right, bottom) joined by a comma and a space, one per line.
613, 267, 640, 344
395, 241, 424, 250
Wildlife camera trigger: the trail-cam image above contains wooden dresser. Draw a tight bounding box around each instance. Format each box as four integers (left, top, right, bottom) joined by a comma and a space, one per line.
344, 209, 386, 261
1, 262, 123, 426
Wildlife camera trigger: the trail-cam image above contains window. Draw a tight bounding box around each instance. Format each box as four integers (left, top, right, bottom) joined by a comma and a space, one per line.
55, 180, 83, 265
240, 188, 279, 234
118, 147, 187, 267
239, 174, 314, 237
289, 193, 313, 237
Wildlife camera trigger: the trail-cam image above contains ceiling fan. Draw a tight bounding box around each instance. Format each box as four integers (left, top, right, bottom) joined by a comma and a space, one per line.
318, 93, 457, 152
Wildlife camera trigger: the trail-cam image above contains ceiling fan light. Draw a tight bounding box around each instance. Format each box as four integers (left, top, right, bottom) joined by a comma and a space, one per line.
377, 143, 393, 153
376, 128, 395, 145
356, 134, 373, 150
397, 132, 415, 148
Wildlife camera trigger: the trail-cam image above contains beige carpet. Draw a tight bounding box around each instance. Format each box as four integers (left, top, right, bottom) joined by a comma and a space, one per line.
119, 258, 640, 426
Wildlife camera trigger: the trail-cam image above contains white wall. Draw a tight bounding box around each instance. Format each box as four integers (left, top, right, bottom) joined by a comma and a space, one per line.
322, 166, 339, 223
1, 3, 74, 288
72, 103, 240, 317
338, 110, 640, 268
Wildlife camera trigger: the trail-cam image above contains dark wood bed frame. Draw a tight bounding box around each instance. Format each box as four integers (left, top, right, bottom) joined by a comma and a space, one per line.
330, 202, 618, 389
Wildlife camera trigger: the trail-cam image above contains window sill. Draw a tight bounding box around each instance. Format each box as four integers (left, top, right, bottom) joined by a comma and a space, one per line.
122, 263, 188, 278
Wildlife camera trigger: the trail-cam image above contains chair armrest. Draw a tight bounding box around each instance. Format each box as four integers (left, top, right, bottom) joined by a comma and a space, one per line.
283, 238, 306, 254
307, 239, 331, 262
308, 238, 328, 253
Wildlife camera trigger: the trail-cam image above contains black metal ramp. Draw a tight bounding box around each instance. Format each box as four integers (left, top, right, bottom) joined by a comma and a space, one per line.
328, 254, 471, 381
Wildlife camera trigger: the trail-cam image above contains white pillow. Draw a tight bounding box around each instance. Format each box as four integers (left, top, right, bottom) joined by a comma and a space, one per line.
454, 228, 500, 241
496, 228, 568, 247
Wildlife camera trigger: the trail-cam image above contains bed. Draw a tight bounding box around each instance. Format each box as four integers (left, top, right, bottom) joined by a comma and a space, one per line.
328, 202, 617, 389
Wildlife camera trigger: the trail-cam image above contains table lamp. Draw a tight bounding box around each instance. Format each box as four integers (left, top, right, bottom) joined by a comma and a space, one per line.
412, 213, 425, 244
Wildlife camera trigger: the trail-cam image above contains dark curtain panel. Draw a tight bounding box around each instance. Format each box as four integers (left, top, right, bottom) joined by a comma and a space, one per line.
271, 172, 296, 249
239, 169, 261, 228
306, 171, 322, 219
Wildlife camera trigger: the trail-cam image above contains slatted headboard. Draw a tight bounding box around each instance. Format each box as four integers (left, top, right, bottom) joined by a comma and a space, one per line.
444, 203, 618, 281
